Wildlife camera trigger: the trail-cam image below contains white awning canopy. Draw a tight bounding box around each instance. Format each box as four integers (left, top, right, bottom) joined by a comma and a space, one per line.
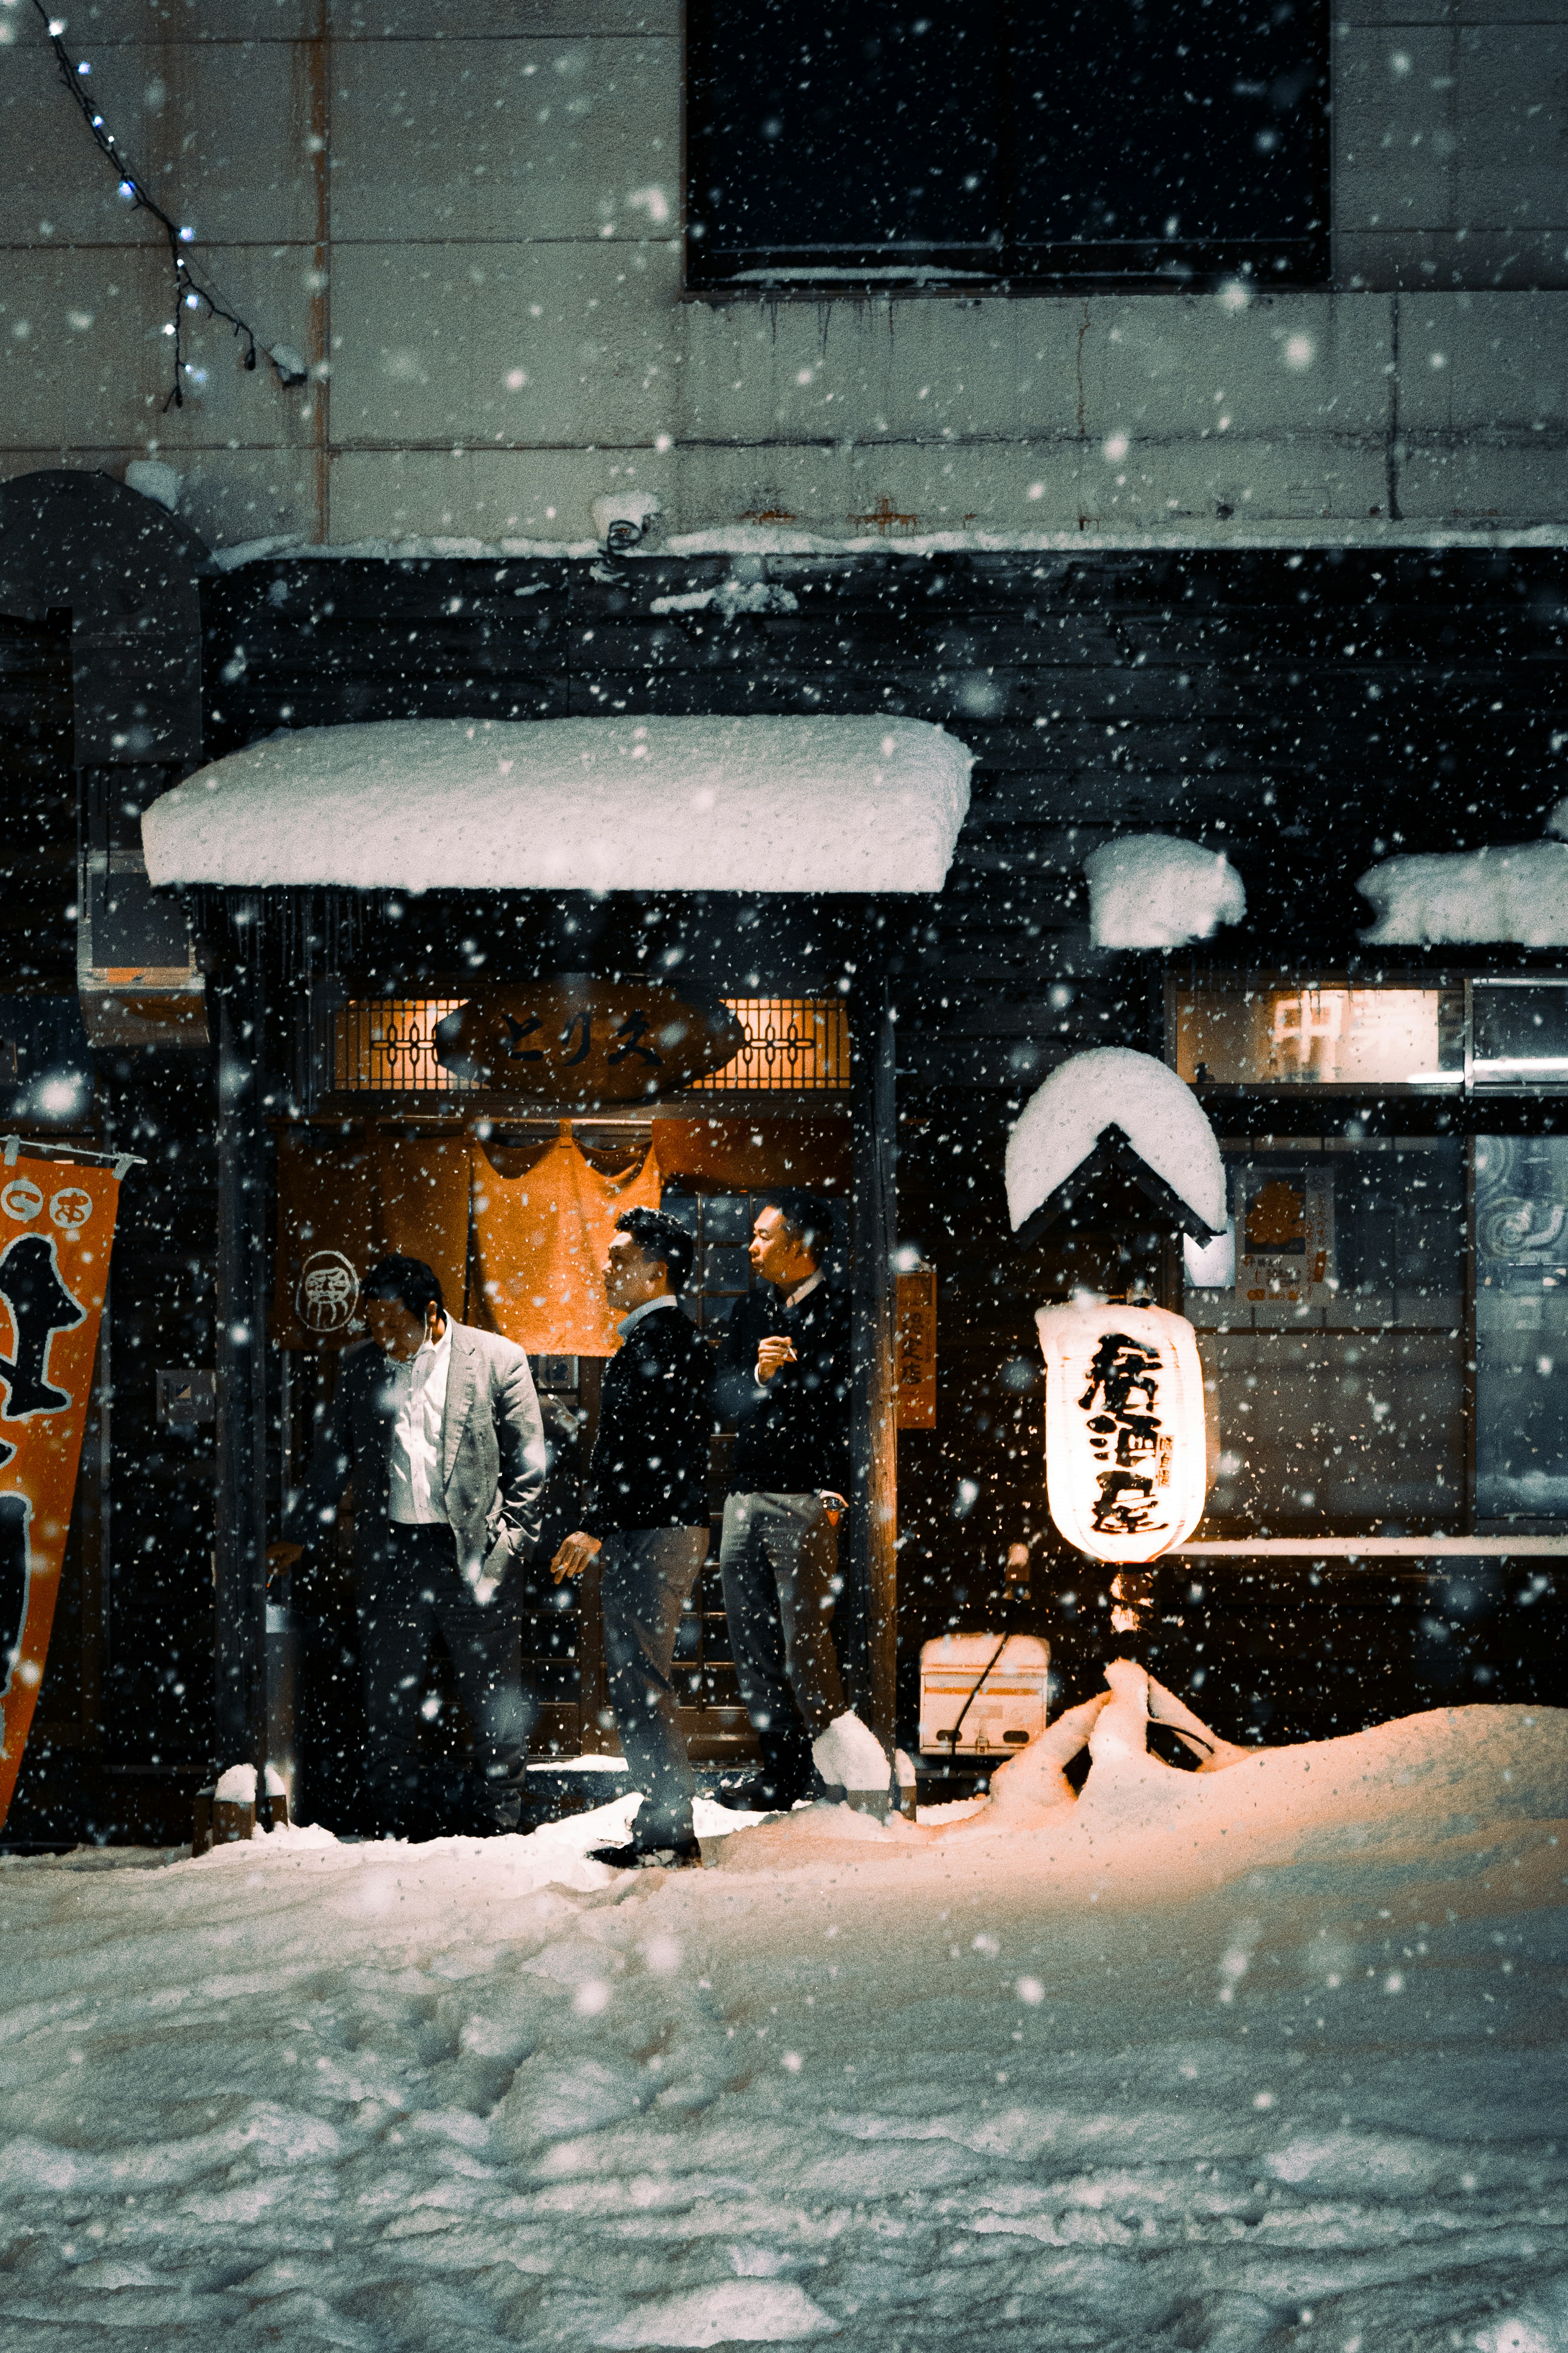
141, 716, 975, 895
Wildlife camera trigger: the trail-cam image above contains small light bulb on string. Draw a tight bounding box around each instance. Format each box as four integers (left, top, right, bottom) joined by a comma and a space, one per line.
31, 0, 282, 410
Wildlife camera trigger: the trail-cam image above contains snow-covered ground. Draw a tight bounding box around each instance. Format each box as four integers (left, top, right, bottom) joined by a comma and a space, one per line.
2, 1675, 1565, 2353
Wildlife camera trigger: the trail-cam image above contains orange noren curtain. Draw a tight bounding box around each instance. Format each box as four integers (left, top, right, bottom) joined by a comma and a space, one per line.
650, 1115, 851, 1194
274, 1131, 471, 1349
472, 1121, 662, 1356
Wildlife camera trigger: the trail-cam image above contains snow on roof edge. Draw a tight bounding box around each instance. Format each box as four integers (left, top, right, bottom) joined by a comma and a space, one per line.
142, 714, 975, 896
199, 520, 1568, 574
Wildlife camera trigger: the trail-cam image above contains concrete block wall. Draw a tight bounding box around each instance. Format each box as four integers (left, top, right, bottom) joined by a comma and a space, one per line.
1, 0, 1565, 549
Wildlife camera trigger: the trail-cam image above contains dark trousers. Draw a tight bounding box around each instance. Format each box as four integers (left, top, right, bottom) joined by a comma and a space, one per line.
598, 1525, 709, 1848
719, 1490, 846, 1798
359, 1521, 534, 1833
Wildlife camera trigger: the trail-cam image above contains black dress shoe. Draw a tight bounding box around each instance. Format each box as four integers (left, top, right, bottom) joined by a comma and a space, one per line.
587, 1837, 704, 1870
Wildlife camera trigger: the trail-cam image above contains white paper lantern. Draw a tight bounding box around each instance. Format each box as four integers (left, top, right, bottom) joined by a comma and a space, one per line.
1036, 1300, 1208, 1565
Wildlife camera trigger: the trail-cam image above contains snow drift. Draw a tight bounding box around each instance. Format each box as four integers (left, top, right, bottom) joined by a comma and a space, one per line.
1084, 834, 1246, 950
140, 716, 976, 896
1005, 1046, 1226, 1236
1, 1685, 1563, 2353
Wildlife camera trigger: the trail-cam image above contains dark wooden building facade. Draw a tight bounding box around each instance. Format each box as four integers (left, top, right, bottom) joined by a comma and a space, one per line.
3, 467, 1566, 1847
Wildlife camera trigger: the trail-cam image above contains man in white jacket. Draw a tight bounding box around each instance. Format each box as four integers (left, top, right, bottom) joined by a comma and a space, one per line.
272, 1255, 547, 1836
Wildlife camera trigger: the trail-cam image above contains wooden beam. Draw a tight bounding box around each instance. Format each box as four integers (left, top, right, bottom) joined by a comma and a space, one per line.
849, 955, 898, 1748
213, 897, 273, 1817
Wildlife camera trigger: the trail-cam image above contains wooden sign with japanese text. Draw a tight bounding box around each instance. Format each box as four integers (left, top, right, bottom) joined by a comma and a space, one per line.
0, 1153, 125, 1831
433, 984, 746, 1103
896, 1265, 937, 1428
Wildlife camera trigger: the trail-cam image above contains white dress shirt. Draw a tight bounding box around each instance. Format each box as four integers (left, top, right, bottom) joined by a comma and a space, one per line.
387, 1320, 452, 1525
786, 1270, 823, 1309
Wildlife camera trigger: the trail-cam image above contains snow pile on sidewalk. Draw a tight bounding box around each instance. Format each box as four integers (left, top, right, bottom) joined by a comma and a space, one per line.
1084, 835, 1246, 950
141, 716, 975, 897
0, 1687, 1564, 2353
1005, 1046, 1226, 1236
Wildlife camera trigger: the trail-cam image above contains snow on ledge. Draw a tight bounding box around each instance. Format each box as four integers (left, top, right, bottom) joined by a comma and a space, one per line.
1006, 1047, 1226, 1236
142, 716, 975, 896
1084, 834, 1246, 950
1358, 837, 1568, 946
202, 520, 1568, 571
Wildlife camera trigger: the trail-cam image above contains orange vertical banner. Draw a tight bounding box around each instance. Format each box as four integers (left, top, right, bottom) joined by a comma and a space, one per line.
0, 1150, 125, 1832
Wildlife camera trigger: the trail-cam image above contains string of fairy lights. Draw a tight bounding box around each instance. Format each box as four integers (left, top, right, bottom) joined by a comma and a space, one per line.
29, 0, 307, 410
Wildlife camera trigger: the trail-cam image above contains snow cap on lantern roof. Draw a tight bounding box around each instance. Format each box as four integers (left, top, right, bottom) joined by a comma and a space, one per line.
140, 715, 975, 895
1006, 1047, 1226, 1239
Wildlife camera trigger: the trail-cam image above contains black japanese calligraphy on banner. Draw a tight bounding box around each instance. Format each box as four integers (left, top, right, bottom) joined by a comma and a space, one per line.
0, 1153, 126, 1832
432, 984, 746, 1102
1036, 1301, 1208, 1565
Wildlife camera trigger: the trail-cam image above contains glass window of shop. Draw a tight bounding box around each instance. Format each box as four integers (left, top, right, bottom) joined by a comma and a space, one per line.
1174, 977, 1568, 1534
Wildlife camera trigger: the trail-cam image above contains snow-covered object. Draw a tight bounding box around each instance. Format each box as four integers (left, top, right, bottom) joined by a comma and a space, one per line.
649, 580, 798, 618
1182, 1215, 1236, 1289
1005, 1047, 1225, 1236
1084, 833, 1246, 949
1358, 839, 1568, 945
141, 716, 975, 895
268, 342, 308, 386
591, 491, 661, 552
1036, 1300, 1209, 1563
124, 459, 182, 513
212, 1761, 286, 1801
811, 1710, 891, 1796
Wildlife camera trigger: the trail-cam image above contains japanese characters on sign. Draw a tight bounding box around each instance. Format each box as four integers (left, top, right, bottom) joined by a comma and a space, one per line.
1035, 1300, 1208, 1566
432, 984, 746, 1103
0, 1153, 126, 1832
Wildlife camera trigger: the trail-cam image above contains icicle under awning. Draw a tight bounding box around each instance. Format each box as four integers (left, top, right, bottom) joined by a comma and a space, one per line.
142, 715, 975, 895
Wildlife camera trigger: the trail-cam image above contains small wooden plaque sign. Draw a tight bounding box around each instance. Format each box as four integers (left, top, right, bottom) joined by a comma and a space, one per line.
895, 1265, 937, 1429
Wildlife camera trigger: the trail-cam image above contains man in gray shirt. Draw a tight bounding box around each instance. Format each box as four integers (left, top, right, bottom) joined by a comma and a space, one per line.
272, 1254, 547, 1836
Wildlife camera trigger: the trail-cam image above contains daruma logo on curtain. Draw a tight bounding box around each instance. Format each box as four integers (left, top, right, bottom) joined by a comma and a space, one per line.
0, 1153, 126, 1833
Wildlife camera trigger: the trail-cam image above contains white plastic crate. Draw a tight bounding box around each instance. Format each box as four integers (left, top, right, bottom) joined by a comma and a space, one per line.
918, 1633, 1051, 1758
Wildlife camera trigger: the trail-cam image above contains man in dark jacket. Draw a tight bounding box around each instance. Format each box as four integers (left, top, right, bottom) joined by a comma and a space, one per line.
714, 1190, 889, 1810
550, 1207, 714, 1867
270, 1255, 548, 1837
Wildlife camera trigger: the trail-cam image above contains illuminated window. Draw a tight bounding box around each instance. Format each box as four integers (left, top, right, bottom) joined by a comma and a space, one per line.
692, 998, 851, 1093
333, 999, 481, 1096
1176, 985, 1463, 1088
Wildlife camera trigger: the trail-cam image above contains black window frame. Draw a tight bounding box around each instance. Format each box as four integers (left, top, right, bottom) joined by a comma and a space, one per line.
684, 0, 1332, 297
1170, 966, 1568, 1540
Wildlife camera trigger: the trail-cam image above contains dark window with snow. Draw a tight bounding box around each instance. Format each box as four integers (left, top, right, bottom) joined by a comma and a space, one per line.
685, 0, 1329, 291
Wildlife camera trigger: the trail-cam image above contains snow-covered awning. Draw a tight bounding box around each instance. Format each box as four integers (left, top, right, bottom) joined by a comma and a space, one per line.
141, 716, 975, 895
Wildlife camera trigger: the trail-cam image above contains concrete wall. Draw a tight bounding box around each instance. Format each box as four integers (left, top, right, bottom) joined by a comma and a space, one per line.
2, 0, 1566, 551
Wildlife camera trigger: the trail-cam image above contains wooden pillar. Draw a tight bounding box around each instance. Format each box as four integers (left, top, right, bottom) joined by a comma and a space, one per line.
213, 896, 272, 1811
849, 955, 899, 1749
